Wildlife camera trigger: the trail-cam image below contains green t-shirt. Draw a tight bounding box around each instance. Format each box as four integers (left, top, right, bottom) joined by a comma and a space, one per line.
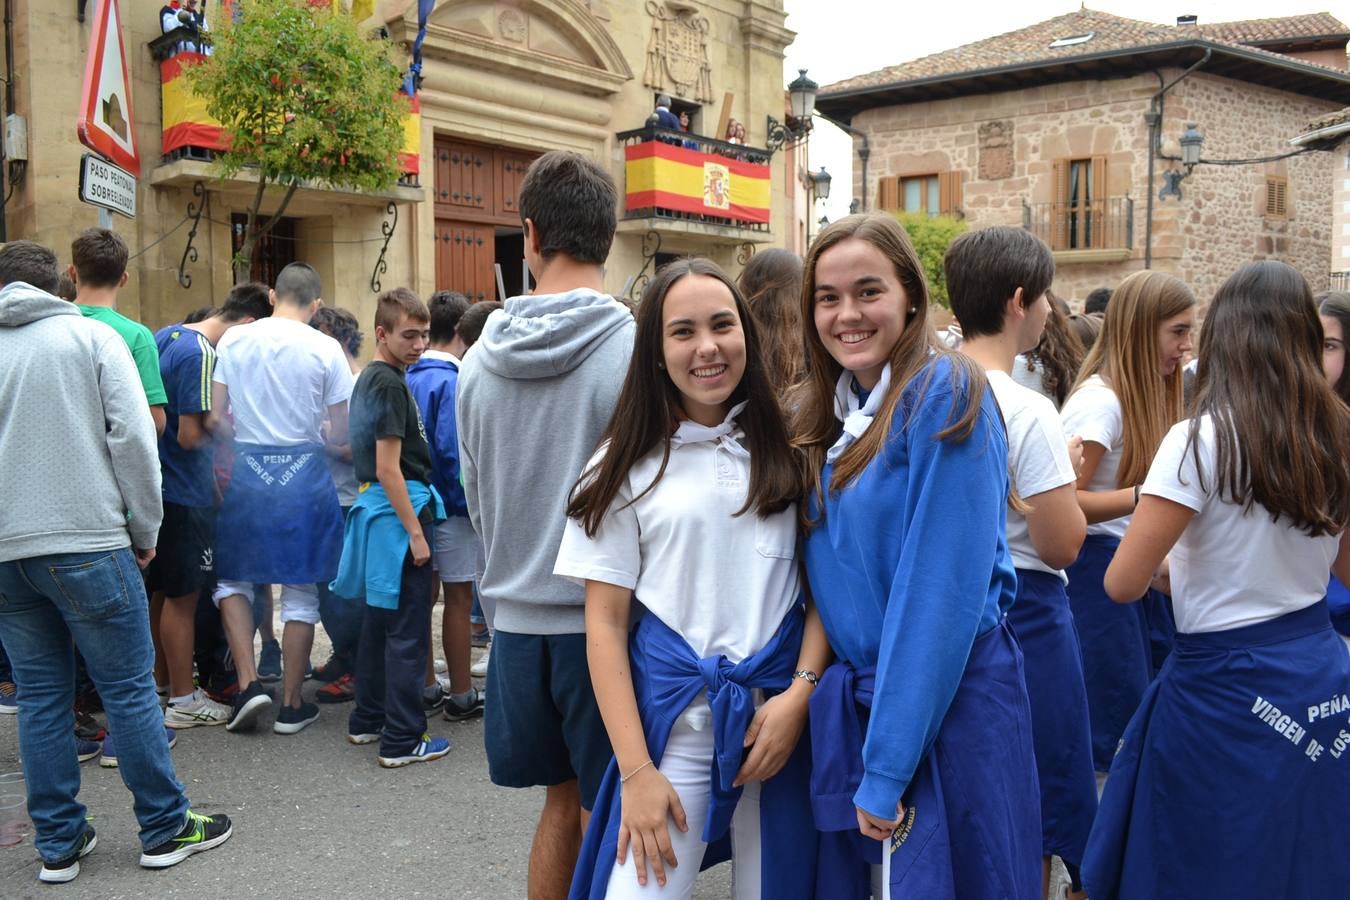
78, 304, 168, 406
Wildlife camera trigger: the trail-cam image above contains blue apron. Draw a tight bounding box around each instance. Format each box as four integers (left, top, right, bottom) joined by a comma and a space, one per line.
1082, 600, 1350, 900
810, 621, 1042, 900
1328, 574, 1350, 637
215, 443, 343, 585
1065, 534, 1157, 771
569, 605, 816, 900
1006, 569, 1099, 869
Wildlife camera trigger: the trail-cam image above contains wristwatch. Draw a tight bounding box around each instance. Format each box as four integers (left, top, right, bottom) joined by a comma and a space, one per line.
792, 669, 819, 686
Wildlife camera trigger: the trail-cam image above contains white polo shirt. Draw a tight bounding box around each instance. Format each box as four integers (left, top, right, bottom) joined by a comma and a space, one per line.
554, 405, 799, 665
1061, 374, 1129, 540
1143, 416, 1340, 634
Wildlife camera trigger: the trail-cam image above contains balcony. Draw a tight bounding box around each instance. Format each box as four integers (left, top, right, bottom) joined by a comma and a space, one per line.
1023, 196, 1134, 263
147, 27, 421, 188
617, 125, 775, 244
1331, 271, 1350, 292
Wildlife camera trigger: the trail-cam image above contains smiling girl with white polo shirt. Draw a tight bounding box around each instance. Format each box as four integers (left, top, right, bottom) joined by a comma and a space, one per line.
1082, 260, 1350, 898
557, 259, 827, 900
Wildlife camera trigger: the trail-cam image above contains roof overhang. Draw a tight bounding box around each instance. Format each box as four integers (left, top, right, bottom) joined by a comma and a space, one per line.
1290, 119, 1350, 147
817, 39, 1350, 123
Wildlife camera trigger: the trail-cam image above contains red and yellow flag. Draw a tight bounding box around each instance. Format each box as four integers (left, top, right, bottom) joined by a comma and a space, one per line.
160, 52, 228, 155
624, 141, 770, 225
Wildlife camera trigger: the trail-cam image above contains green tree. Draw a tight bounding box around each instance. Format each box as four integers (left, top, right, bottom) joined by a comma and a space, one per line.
893, 212, 968, 308
186, 0, 408, 277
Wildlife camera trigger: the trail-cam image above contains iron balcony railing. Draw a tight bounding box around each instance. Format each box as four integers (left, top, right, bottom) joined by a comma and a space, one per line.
616, 125, 772, 234
1023, 196, 1133, 252
1331, 271, 1350, 292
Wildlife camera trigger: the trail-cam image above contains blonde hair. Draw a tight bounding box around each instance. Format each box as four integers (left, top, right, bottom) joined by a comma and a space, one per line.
1069, 270, 1195, 486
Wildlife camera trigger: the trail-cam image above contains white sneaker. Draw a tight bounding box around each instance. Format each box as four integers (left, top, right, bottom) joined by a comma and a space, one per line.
164, 690, 231, 728
470, 643, 490, 679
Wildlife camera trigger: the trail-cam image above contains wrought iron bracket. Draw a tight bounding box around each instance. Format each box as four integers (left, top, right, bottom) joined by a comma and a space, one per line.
371, 202, 398, 294
177, 181, 209, 289
736, 243, 755, 266
627, 230, 662, 303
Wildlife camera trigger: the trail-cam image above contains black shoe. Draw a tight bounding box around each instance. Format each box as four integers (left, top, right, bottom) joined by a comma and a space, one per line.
139, 811, 232, 868
273, 700, 319, 735
226, 682, 272, 732
443, 687, 486, 722
422, 685, 446, 713
39, 825, 97, 883
311, 654, 348, 683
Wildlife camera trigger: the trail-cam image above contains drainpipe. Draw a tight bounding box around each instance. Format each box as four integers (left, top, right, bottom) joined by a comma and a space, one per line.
1144, 49, 1211, 269
1, 0, 13, 241
815, 110, 871, 211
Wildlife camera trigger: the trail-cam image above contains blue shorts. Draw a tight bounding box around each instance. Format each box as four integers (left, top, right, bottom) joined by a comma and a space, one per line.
484, 630, 610, 810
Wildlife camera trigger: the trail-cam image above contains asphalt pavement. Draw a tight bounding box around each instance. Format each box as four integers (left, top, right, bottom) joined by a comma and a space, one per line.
0, 613, 733, 899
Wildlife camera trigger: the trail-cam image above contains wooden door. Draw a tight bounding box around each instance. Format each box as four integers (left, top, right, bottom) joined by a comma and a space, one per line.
494, 151, 536, 220
434, 142, 491, 215
435, 219, 496, 302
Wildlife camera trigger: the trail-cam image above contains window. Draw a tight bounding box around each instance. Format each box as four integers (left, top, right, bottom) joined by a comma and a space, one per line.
1265, 176, 1288, 218
1048, 32, 1095, 48
877, 171, 964, 216
1051, 156, 1110, 250
231, 213, 298, 286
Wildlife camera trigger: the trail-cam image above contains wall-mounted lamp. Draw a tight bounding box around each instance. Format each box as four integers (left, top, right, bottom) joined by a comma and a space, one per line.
767, 69, 817, 152
810, 166, 832, 201
1159, 122, 1205, 201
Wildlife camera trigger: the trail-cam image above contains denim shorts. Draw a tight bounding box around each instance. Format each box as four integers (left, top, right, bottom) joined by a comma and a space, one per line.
484, 630, 611, 810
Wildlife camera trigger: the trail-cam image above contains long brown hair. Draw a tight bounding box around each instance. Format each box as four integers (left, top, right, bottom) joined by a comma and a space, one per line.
566, 258, 801, 537
791, 214, 989, 519
1069, 270, 1194, 486
1020, 291, 1084, 407
738, 248, 805, 392
1190, 261, 1350, 535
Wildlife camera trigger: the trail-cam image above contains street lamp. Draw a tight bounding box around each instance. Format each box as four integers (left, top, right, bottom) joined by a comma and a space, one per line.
1159, 122, 1205, 201
810, 166, 832, 201
767, 69, 818, 152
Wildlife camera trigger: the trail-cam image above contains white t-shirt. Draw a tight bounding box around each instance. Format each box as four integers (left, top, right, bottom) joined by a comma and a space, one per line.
988, 371, 1077, 582
1011, 354, 1057, 407
1144, 416, 1341, 633
553, 415, 799, 667
213, 316, 353, 447
1061, 374, 1129, 539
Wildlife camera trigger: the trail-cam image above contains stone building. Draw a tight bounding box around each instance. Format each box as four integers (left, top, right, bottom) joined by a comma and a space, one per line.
1292, 105, 1350, 291
816, 9, 1350, 305
0, 0, 804, 336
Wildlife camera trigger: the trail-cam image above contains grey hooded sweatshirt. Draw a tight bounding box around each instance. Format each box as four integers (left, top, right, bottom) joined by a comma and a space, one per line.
457, 288, 634, 634
0, 282, 162, 562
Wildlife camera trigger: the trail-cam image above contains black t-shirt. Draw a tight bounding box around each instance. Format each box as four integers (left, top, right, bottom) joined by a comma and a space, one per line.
350, 361, 434, 488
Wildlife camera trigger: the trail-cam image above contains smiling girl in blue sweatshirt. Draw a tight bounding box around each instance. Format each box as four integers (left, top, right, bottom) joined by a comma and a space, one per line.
793, 214, 1040, 899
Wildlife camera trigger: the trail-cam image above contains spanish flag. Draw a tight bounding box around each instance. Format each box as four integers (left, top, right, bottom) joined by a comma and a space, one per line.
399, 91, 420, 177
160, 52, 228, 156
624, 141, 771, 225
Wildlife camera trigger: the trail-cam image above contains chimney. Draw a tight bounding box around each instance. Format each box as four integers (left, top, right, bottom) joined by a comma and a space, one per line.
1176, 14, 1198, 26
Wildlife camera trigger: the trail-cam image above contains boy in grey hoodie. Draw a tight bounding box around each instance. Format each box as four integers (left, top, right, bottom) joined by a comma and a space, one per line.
457, 151, 633, 897
0, 241, 231, 884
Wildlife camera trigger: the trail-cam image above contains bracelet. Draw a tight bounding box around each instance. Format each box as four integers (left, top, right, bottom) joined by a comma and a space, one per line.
1133, 484, 1142, 507
621, 759, 654, 783
792, 669, 819, 687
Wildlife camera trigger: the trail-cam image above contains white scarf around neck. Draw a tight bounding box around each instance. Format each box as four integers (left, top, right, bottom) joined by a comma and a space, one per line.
671, 400, 750, 459
827, 365, 892, 463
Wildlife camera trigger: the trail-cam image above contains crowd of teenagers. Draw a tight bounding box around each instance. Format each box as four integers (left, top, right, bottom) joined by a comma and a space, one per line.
0, 149, 1347, 898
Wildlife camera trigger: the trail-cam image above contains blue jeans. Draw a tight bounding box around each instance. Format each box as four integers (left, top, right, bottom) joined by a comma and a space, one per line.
0, 548, 189, 861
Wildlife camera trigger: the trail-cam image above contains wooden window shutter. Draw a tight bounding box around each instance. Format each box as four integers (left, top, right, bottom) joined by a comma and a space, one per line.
938, 170, 965, 215
1090, 156, 1108, 248
878, 176, 900, 211
1265, 176, 1287, 218
1051, 159, 1069, 251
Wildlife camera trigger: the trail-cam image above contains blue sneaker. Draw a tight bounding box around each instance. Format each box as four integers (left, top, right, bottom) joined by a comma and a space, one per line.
257, 639, 282, 683
378, 734, 451, 768
100, 727, 177, 769
75, 738, 102, 763
0, 681, 16, 714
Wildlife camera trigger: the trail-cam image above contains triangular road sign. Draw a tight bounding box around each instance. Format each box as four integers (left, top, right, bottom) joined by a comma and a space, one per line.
78, 0, 140, 172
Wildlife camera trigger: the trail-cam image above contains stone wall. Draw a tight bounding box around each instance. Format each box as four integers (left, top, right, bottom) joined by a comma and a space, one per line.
850, 69, 1340, 308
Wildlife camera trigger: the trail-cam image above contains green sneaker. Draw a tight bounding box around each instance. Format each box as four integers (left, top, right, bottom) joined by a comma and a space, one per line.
139, 811, 233, 869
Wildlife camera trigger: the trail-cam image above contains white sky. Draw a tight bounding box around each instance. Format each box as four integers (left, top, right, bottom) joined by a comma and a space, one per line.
782, 0, 1350, 221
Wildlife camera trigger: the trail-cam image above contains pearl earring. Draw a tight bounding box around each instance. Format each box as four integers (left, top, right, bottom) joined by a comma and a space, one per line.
909, 307, 917, 314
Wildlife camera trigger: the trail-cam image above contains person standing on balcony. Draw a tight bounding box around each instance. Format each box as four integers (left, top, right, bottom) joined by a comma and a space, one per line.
652, 94, 682, 131
457, 151, 634, 900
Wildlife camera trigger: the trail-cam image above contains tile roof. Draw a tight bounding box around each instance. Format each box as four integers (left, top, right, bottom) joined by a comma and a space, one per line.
821, 9, 1349, 96
1304, 105, 1350, 131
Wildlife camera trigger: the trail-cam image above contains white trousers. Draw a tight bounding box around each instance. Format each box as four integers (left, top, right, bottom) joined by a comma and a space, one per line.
603, 713, 763, 900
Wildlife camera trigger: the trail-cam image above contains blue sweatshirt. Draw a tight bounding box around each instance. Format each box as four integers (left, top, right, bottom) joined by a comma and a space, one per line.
802, 356, 1017, 819
405, 354, 468, 518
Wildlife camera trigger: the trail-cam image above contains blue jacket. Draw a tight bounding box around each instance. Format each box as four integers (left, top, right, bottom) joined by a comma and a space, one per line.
802, 355, 1017, 819
330, 480, 445, 609
570, 605, 817, 900
405, 356, 468, 518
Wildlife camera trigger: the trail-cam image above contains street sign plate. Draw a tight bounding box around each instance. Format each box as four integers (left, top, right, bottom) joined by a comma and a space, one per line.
79, 153, 137, 219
